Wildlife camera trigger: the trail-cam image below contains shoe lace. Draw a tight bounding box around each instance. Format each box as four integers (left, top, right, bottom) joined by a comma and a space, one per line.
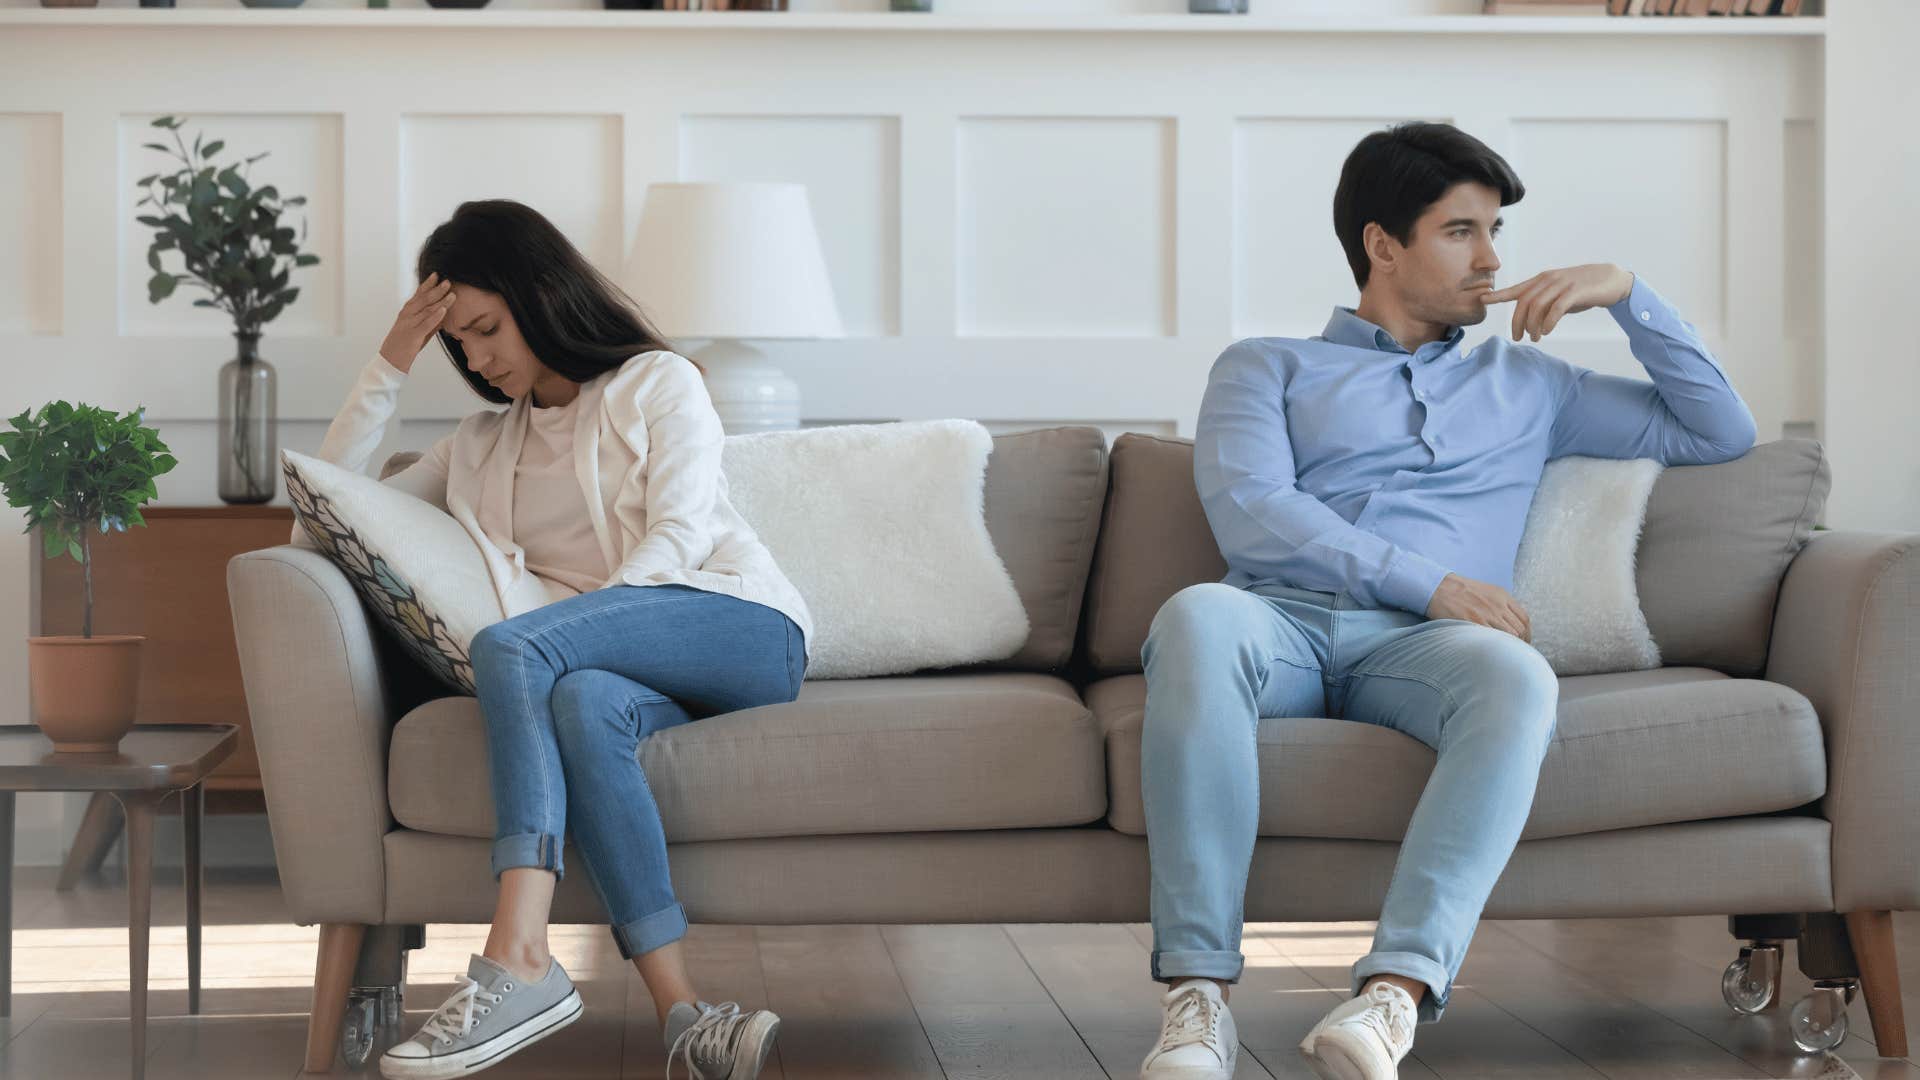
1355, 989, 1414, 1054
1157, 986, 1222, 1055
418, 977, 503, 1046
668, 1002, 747, 1079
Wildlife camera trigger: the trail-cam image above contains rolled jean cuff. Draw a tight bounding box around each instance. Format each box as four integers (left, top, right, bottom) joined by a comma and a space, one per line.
491, 832, 565, 881
1352, 951, 1451, 1024
1152, 949, 1244, 984
610, 902, 690, 960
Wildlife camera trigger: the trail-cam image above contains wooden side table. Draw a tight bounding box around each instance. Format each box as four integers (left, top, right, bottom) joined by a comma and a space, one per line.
32, 507, 293, 889
0, 723, 237, 1080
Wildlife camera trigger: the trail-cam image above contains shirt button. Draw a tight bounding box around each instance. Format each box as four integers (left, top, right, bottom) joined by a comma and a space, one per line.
1640, 311, 1652, 321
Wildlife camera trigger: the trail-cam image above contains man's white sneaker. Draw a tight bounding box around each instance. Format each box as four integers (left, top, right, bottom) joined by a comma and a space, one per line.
1298, 981, 1418, 1080
1139, 978, 1238, 1079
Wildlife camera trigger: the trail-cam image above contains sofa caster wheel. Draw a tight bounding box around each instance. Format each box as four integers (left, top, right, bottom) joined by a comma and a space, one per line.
341, 991, 378, 1069
1789, 980, 1857, 1053
1723, 944, 1781, 1014
341, 985, 403, 1070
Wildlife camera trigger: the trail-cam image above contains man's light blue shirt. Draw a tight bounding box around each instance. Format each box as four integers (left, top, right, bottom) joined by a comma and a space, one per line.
1194, 275, 1758, 616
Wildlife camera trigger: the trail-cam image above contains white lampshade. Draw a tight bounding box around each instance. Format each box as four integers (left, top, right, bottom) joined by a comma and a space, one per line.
623, 182, 844, 340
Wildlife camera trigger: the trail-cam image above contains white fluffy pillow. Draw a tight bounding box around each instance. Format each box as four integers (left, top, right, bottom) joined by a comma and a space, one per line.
282, 449, 502, 693
1512, 455, 1664, 677
722, 420, 1030, 679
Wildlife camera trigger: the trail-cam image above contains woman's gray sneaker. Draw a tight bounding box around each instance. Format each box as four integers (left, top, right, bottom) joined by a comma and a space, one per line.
379, 954, 583, 1080
664, 1000, 781, 1080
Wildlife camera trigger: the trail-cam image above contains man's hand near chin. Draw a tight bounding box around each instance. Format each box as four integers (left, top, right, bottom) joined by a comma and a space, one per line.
1481, 263, 1636, 343
1425, 573, 1533, 642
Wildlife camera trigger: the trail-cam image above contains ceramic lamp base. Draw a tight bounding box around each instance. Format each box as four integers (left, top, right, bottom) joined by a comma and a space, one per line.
688, 340, 801, 435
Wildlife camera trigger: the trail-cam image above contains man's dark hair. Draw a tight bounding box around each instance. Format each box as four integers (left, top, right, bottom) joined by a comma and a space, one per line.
1333, 122, 1525, 291
416, 199, 674, 405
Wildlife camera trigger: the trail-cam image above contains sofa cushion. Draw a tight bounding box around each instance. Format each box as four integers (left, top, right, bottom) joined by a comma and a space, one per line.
1078, 434, 1226, 676
1635, 439, 1830, 676
1077, 435, 1829, 678
389, 673, 1105, 842
979, 427, 1110, 671
1091, 666, 1824, 841
287, 448, 498, 694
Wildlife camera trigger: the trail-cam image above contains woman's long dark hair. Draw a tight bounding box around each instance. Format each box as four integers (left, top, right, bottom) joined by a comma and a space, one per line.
417, 200, 674, 405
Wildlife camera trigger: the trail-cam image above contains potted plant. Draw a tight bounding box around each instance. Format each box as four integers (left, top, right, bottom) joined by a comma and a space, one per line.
1, 403, 176, 753
136, 114, 319, 504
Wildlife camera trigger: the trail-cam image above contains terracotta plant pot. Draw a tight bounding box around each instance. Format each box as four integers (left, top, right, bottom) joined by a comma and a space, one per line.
27, 635, 145, 753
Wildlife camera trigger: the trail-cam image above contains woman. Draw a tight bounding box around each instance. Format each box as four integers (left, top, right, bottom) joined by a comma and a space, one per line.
305, 200, 810, 1080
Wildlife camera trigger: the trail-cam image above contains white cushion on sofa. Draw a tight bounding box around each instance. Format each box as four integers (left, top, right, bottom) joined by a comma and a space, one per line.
722, 419, 1030, 679
1513, 455, 1664, 677
283, 448, 502, 694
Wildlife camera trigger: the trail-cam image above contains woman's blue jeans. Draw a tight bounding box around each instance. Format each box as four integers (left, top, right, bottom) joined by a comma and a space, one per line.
469, 583, 805, 959
1141, 581, 1559, 1023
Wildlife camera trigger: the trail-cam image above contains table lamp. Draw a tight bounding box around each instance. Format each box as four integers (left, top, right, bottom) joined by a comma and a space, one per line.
622, 182, 844, 434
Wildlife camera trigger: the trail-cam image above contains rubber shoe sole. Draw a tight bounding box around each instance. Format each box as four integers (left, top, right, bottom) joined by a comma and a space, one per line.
379, 989, 584, 1080
1300, 1026, 1394, 1080
726, 1010, 780, 1079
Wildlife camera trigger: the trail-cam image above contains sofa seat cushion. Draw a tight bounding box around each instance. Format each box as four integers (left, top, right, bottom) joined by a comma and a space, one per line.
1092, 666, 1825, 842
389, 673, 1105, 843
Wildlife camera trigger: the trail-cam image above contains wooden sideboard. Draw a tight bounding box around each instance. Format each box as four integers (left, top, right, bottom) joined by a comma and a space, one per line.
30, 506, 294, 795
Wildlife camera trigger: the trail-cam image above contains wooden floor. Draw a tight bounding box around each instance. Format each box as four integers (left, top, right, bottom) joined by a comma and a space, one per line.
2, 867, 1917, 1080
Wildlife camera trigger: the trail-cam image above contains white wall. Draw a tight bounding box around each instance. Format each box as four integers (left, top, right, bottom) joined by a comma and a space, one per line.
1, 4, 1838, 863
1823, 0, 1920, 533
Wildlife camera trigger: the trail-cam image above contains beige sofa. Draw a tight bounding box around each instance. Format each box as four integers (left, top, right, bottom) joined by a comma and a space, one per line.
227, 428, 1917, 1073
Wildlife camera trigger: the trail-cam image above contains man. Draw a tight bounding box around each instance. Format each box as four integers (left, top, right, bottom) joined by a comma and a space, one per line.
1136, 122, 1756, 1080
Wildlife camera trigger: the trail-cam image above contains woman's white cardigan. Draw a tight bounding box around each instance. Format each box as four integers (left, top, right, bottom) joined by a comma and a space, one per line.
295, 349, 815, 652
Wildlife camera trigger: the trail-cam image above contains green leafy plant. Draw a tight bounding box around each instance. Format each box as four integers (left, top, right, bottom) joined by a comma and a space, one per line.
135, 115, 319, 333
136, 114, 318, 501
0, 403, 177, 639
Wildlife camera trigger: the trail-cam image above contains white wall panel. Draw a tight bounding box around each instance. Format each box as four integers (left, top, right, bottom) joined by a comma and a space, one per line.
0, 114, 61, 337
956, 117, 1174, 338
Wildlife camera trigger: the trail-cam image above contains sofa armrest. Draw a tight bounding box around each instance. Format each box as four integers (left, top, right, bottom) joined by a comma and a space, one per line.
1766, 530, 1920, 913
227, 544, 396, 926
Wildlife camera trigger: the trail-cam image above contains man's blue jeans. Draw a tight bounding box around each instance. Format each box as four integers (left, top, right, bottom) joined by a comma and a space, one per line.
1141, 581, 1558, 1023
469, 583, 805, 960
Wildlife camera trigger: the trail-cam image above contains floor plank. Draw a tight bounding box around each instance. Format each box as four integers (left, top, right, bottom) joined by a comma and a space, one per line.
754, 925, 942, 1080
1433, 920, 1776, 1079
0, 1014, 178, 1080
885, 925, 1104, 1079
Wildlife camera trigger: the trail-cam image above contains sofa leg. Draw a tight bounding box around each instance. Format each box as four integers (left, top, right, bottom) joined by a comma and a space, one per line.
306, 923, 367, 1074
1844, 910, 1908, 1058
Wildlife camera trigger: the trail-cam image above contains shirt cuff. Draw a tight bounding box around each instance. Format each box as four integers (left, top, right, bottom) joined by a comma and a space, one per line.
1607, 273, 1681, 339
1378, 549, 1452, 617
371, 353, 410, 384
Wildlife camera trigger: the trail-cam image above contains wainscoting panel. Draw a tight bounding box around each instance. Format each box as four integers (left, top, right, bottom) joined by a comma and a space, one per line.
0, 112, 62, 338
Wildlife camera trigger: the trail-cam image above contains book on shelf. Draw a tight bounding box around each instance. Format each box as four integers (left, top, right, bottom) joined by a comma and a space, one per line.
1491, 0, 1809, 13
1483, 0, 1607, 13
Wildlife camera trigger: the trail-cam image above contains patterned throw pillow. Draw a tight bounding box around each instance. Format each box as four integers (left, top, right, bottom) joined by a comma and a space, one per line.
282, 449, 502, 693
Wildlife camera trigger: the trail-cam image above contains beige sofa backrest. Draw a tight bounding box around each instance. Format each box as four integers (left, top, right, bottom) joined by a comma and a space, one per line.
977, 427, 1111, 672
379, 425, 1113, 675
1076, 436, 1831, 679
